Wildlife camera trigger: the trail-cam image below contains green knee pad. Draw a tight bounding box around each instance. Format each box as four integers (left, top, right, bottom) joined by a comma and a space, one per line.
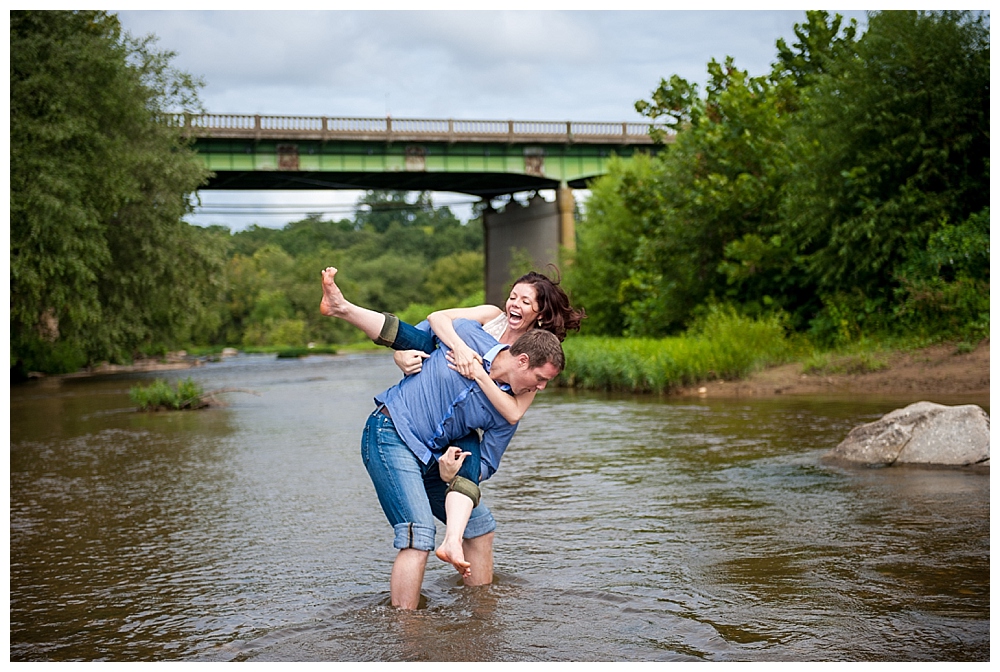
374, 312, 399, 347
447, 475, 481, 508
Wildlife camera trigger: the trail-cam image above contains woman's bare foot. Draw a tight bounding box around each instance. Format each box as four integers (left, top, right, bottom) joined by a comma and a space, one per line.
436, 540, 472, 579
320, 267, 351, 317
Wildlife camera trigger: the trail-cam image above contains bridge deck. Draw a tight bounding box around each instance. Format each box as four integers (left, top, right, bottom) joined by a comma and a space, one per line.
173, 113, 669, 145
177, 114, 669, 195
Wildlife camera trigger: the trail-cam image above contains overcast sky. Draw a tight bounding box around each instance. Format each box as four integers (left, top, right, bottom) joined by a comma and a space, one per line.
114, 8, 871, 230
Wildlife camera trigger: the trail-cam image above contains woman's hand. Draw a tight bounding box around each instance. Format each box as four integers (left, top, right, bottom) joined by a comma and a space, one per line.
445, 345, 484, 380
393, 349, 430, 375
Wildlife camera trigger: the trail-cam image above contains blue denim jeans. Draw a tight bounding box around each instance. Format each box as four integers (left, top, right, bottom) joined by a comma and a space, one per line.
361, 409, 496, 551
388, 318, 436, 353
382, 313, 484, 480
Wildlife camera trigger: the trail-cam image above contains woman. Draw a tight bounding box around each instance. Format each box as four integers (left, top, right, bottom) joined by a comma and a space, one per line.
320, 266, 584, 423
405, 269, 583, 422
319, 265, 584, 577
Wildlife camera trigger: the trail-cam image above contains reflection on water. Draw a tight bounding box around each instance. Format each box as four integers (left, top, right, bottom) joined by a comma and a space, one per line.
10, 354, 989, 661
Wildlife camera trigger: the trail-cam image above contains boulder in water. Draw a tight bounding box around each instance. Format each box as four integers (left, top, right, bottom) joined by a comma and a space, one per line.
825, 401, 989, 467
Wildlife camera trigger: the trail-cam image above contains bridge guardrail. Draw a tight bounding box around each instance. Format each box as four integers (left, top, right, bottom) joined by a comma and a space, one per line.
169, 113, 670, 144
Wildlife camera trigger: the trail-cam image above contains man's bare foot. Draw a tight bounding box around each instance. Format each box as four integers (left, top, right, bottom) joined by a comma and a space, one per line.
320, 267, 351, 317
436, 540, 472, 579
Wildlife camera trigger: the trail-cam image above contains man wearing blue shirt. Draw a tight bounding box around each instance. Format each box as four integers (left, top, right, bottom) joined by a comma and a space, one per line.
362, 319, 564, 609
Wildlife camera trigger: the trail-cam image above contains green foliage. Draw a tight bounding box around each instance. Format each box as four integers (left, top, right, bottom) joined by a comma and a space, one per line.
561, 306, 791, 392
12, 338, 89, 377
621, 55, 797, 334
199, 192, 484, 348
10, 10, 222, 375
564, 155, 653, 335
773, 11, 859, 88
954, 341, 977, 355
395, 290, 486, 330
421, 251, 485, 305
783, 10, 989, 300
801, 351, 890, 375
570, 9, 988, 348
129, 377, 205, 410
807, 290, 890, 347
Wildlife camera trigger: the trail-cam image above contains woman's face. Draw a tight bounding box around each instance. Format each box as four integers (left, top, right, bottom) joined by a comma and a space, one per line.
505, 282, 540, 332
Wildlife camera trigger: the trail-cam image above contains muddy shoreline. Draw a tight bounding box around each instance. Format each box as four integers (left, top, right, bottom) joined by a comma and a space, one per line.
675, 339, 990, 399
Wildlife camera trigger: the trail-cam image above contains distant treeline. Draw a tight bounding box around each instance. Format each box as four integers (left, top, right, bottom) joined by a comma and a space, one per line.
197, 192, 485, 350
564, 10, 989, 347
10, 10, 989, 380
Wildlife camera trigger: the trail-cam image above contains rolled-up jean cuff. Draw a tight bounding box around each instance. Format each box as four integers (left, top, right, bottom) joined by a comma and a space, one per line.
447, 475, 481, 507
393, 522, 436, 551
464, 507, 497, 539
374, 313, 399, 347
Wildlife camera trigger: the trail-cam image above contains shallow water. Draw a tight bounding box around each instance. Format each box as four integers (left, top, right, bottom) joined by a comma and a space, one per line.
9, 353, 990, 661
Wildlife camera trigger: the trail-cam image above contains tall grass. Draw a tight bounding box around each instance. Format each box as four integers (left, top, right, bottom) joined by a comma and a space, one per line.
561, 307, 792, 393
129, 378, 206, 410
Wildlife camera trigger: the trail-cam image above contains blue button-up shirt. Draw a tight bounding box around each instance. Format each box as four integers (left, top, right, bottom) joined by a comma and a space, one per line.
374, 318, 518, 482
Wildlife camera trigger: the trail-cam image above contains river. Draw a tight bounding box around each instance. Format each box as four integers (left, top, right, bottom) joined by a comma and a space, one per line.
9, 353, 990, 661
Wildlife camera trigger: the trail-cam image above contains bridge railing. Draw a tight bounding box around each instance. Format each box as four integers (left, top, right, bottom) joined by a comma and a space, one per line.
169, 113, 670, 144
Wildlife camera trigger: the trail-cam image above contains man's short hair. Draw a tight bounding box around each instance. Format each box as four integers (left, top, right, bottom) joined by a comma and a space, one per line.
510, 329, 565, 372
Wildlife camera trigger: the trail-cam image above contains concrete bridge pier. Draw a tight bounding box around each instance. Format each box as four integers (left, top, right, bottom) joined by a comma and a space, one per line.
483, 183, 576, 307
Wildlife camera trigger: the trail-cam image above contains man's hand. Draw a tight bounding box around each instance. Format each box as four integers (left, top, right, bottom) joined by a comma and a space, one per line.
394, 349, 430, 375
438, 445, 471, 482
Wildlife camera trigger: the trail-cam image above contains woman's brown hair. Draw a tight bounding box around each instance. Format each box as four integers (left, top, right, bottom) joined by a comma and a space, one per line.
510, 266, 585, 342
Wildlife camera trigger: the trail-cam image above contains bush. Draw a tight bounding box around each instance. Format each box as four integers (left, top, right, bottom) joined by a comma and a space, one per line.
129, 377, 205, 410
560, 306, 791, 392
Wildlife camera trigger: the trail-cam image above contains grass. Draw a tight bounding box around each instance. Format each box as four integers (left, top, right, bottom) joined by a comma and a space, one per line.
560, 308, 793, 393
954, 341, 977, 355
801, 350, 891, 375
559, 311, 987, 394
130, 378, 206, 411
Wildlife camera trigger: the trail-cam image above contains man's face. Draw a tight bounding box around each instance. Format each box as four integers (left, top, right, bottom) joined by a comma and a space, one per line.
509, 361, 561, 396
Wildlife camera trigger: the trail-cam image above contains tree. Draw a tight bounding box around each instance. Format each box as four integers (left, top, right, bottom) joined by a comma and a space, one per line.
773, 10, 859, 88
782, 10, 990, 302
10, 11, 219, 374
565, 154, 659, 336
612, 56, 797, 335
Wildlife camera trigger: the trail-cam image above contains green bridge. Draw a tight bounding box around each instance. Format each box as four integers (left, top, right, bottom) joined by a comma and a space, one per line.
178, 113, 667, 195
178, 113, 671, 303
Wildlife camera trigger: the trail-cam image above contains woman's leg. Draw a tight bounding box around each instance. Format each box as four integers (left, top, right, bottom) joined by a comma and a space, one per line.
321, 267, 436, 352
379, 314, 436, 353
320, 267, 385, 340
425, 432, 482, 577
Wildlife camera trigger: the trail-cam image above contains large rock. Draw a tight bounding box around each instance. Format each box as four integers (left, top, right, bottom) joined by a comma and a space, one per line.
825, 401, 990, 467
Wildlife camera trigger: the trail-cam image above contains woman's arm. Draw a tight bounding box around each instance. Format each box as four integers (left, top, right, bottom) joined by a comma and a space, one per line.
447, 350, 536, 425
390, 305, 501, 377
427, 305, 503, 378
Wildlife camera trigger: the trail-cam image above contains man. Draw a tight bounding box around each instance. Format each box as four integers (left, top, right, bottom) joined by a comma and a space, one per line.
362, 320, 564, 609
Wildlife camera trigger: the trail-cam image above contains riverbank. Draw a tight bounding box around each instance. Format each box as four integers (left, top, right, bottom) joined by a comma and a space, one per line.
675, 338, 990, 398
28, 339, 990, 402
